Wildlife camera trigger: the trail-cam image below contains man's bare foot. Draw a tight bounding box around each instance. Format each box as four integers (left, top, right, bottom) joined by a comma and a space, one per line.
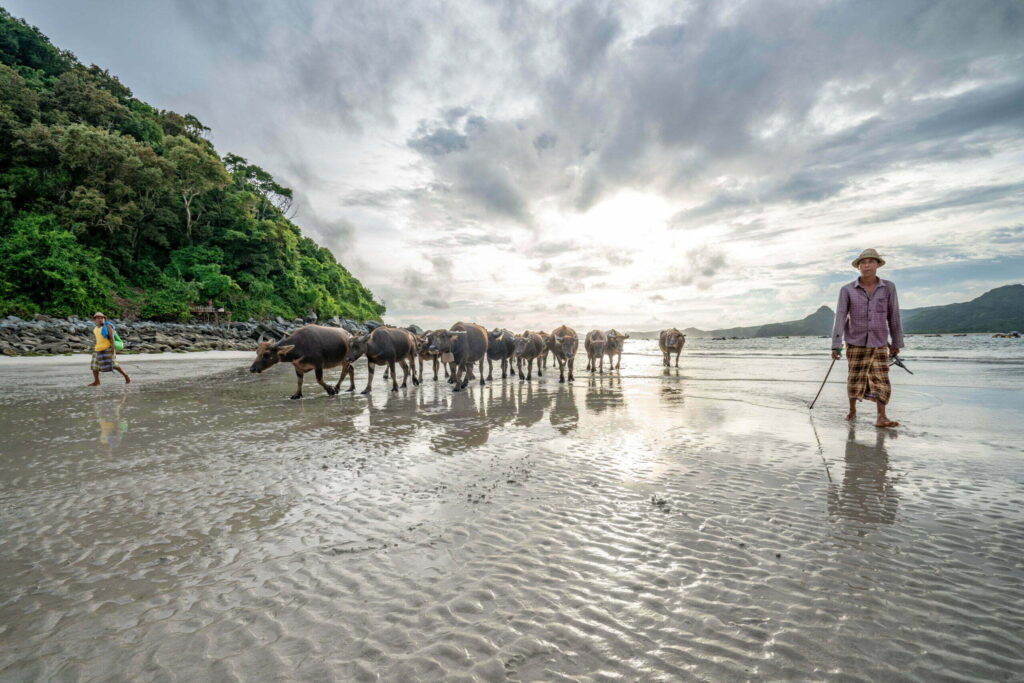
87, 381, 100, 386
846, 410, 856, 420
875, 419, 899, 428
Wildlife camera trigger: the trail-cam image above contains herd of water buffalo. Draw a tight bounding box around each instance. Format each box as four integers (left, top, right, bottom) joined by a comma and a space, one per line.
249, 323, 688, 399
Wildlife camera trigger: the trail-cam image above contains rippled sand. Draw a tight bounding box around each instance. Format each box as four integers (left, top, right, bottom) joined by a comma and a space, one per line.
1, 348, 1022, 681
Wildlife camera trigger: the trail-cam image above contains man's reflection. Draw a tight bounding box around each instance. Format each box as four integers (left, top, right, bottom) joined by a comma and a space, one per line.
828, 425, 899, 527
96, 393, 129, 452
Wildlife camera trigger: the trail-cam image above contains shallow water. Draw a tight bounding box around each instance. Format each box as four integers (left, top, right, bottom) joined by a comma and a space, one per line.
1, 338, 1022, 681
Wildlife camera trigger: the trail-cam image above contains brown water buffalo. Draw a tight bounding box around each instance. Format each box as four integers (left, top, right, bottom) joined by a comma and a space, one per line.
604, 329, 628, 370
659, 328, 686, 367
486, 328, 516, 380
347, 326, 419, 394
584, 329, 608, 373
550, 325, 579, 383
426, 322, 488, 391
538, 331, 551, 369
512, 331, 545, 380
416, 330, 450, 381
249, 324, 355, 399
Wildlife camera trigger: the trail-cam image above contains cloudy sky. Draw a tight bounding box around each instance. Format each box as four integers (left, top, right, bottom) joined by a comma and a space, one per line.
8, 0, 1024, 330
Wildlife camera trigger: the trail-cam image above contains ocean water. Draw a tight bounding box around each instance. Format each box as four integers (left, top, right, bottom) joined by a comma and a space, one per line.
0, 336, 1021, 681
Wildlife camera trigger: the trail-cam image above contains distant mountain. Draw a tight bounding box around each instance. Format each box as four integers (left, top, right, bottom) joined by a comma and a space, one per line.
902, 284, 1023, 333
627, 283, 1023, 338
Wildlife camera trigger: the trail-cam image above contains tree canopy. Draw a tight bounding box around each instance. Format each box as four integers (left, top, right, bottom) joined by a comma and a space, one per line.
0, 9, 384, 321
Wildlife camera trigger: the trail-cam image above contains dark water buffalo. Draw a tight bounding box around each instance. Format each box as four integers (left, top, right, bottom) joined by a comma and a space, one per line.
604, 329, 628, 370
584, 329, 608, 373
550, 325, 579, 383
659, 328, 686, 367
347, 326, 419, 394
249, 324, 355, 399
538, 331, 551, 369
512, 331, 545, 380
416, 330, 450, 381
426, 322, 488, 391
486, 328, 516, 380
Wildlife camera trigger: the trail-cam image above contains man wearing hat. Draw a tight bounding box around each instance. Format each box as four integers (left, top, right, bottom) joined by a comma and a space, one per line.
88, 312, 131, 386
830, 249, 903, 428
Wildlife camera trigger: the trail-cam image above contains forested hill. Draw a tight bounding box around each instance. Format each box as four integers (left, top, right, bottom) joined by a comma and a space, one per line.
0, 9, 384, 321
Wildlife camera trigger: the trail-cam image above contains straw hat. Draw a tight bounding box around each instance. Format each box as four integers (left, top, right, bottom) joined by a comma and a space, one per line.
852, 248, 886, 268
92, 312, 106, 319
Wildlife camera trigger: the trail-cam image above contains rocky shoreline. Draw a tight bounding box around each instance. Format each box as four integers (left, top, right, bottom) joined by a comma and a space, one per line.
0, 315, 412, 356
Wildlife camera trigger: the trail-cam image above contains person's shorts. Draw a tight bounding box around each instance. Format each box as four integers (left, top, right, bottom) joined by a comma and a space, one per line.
91, 349, 119, 372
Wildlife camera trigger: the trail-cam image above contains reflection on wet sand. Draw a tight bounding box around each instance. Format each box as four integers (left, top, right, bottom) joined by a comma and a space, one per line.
585, 374, 624, 414
95, 392, 129, 451
828, 425, 899, 528
549, 386, 579, 434
515, 382, 548, 428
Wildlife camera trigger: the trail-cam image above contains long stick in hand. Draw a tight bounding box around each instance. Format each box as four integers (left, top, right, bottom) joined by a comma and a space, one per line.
809, 357, 837, 410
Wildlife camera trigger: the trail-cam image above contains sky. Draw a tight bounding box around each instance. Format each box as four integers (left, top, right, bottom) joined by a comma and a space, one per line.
6, 0, 1024, 330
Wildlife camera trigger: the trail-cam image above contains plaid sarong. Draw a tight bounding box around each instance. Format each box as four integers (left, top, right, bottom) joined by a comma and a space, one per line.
846, 345, 891, 405
90, 349, 119, 373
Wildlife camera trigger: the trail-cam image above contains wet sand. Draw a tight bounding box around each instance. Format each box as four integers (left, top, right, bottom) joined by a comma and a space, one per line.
1, 346, 1022, 681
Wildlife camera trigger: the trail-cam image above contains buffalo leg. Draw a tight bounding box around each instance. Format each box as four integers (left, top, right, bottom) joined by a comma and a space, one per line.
527, 358, 533, 380
517, 358, 524, 380
292, 368, 305, 399
487, 358, 494, 381
478, 358, 485, 386
501, 358, 507, 379
388, 361, 400, 391
432, 357, 439, 380
558, 358, 565, 383
361, 363, 375, 395
599, 353, 604, 374
568, 356, 575, 382
452, 363, 464, 392
418, 358, 424, 383
344, 362, 355, 391
675, 350, 681, 367
315, 366, 337, 396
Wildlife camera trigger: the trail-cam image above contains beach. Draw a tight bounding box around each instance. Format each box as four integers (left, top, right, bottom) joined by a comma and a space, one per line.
1, 337, 1022, 681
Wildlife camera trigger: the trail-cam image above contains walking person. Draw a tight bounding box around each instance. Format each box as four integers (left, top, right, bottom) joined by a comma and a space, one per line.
87, 312, 131, 386
831, 249, 902, 428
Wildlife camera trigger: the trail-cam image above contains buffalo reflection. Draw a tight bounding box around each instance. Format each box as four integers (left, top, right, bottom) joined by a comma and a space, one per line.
549, 386, 579, 434
828, 425, 899, 529
585, 374, 624, 414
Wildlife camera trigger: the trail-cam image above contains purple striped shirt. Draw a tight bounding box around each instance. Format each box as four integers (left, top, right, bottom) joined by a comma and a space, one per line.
831, 278, 904, 349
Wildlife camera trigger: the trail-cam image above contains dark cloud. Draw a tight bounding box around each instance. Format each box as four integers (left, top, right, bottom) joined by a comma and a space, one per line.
664, 245, 728, 290
408, 128, 468, 157
865, 182, 1024, 224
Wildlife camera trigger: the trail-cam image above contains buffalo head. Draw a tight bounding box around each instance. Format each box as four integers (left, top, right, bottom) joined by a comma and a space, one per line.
552, 333, 575, 357
426, 328, 466, 353
249, 336, 295, 373
347, 333, 370, 362
513, 334, 532, 357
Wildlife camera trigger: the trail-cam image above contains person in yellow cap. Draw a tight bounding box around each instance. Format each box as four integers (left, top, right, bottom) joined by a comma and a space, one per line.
830, 249, 902, 428
88, 312, 131, 386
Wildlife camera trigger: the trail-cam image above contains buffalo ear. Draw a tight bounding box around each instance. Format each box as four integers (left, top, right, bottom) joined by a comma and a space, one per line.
277, 344, 295, 357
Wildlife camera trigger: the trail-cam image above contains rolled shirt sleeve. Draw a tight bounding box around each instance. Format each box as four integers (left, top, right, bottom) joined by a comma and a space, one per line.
831, 287, 849, 348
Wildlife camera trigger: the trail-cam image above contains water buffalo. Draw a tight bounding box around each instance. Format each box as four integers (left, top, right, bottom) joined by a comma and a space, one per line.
347, 326, 419, 394
512, 331, 545, 380
604, 329, 628, 370
550, 325, 579, 383
486, 328, 516, 380
426, 322, 488, 391
538, 331, 551, 369
249, 324, 355, 399
417, 330, 450, 381
584, 329, 608, 373
659, 328, 686, 367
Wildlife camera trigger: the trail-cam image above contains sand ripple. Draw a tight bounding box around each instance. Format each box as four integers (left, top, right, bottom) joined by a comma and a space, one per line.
1, 355, 1022, 681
